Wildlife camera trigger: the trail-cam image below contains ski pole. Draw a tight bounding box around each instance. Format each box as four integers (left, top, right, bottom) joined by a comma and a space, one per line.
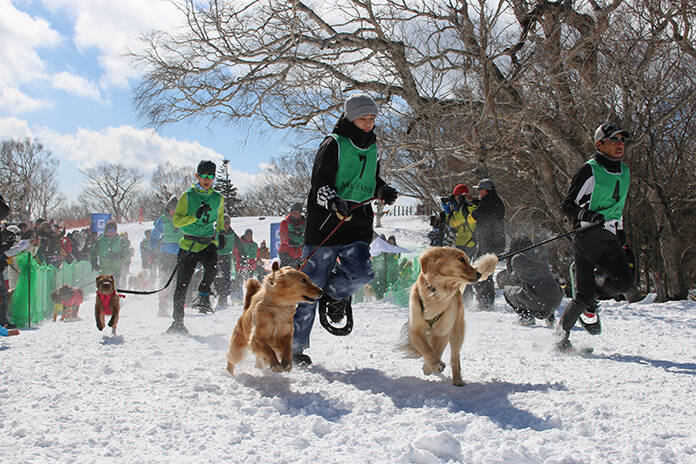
497, 221, 602, 261
298, 198, 375, 272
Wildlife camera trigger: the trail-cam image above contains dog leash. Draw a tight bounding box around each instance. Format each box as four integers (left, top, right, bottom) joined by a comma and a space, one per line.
496, 221, 601, 261
297, 198, 375, 272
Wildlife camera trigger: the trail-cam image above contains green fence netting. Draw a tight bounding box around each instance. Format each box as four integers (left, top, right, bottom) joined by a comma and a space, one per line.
10, 252, 97, 327
354, 251, 423, 307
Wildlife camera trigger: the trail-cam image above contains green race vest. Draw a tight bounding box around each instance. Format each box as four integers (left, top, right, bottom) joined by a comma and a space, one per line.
181, 187, 222, 238
237, 240, 258, 259
287, 219, 305, 247
331, 134, 378, 202
587, 158, 630, 221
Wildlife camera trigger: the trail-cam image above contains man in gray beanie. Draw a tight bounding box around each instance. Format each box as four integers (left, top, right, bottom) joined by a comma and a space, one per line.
292, 93, 398, 367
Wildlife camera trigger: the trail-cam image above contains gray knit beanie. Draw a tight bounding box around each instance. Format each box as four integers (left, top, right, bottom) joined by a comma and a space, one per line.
344, 94, 379, 121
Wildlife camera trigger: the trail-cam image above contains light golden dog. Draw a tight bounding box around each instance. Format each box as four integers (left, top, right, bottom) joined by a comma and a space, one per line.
400, 247, 498, 386
226, 262, 322, 374
95, 274, 120, 336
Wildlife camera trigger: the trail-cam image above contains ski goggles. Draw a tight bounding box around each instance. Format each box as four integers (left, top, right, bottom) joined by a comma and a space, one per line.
198, 174, 215, 179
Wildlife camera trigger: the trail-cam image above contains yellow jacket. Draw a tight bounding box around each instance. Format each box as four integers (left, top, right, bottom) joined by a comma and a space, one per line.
448, 205, 477, 249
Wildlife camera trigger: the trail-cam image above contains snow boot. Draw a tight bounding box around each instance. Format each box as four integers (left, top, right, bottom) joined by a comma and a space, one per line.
545, 312, 556, 327
193, 292, 214, 314
578, 300, 601, 335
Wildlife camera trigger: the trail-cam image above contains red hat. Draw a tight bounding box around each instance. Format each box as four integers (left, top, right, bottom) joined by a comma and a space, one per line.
452, 184, 469, 196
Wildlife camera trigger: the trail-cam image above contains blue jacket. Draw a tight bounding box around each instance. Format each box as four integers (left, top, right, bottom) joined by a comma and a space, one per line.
150, 216, 180, 255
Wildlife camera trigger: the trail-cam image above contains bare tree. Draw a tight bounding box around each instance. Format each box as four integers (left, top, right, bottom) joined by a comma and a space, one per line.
150, 162, 196, 203
79, 164, 143, 222
132, 0, 696, 298
0, 138, 65, 222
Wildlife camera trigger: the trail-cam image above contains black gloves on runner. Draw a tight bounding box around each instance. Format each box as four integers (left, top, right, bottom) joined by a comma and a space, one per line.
578, 209, 605, 225
217, 233, 226, 250
377, 184, 398, 205
195, 202, 211, 219
330, 197, 352, 221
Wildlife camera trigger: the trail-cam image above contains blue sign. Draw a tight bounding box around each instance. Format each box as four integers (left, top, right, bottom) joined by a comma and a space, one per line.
90, 213, 112, 235
270, 222, 281, 259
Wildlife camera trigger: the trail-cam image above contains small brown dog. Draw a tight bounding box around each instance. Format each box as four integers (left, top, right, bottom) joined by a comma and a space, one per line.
50, 285, 84, 321
226, 262, 322, 374
95, 274, 120, 336
400, 247, 498, 386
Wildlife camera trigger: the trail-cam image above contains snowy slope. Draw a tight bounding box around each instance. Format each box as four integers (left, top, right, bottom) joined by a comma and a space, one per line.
1, 216, 695, 464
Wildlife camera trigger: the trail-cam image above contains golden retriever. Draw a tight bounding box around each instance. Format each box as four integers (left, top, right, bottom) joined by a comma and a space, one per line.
226, 262, 322, 375
95, 274, 120, 336
400, 247, 498, 386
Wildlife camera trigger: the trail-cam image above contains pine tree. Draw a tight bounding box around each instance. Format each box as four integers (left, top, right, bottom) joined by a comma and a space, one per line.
214, 159, 243, 216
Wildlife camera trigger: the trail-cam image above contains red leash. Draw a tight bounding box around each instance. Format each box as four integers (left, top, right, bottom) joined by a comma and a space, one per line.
298, 198, 375, 271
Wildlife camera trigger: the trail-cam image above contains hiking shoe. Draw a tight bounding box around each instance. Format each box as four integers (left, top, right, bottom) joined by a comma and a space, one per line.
518, 312, 535, 326
322, 295, 351, 323
3, 323, 17, 329
193, 293, 214, 314
545, 313, 556, 327
166, 321, 189, 335
292, 352, 312, 366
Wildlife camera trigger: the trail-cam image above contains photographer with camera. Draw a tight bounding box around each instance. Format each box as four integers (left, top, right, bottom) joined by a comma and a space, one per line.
167, 160, 225, 334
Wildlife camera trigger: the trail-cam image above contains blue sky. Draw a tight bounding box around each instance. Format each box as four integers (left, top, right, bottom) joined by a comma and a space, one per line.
0, 0, 291, 200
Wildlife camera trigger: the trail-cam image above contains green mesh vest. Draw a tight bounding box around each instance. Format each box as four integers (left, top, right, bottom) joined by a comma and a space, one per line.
331, 134, 378, 202
181, 188, 221, 237
587, 158, 630, 221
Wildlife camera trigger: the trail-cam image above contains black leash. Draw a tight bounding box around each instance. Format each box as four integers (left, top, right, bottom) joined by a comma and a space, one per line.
116, 262, 178, 295
497, 221, 601, 261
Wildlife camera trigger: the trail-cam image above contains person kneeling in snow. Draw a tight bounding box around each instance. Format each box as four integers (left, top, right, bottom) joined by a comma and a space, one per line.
503, 236, 562, 327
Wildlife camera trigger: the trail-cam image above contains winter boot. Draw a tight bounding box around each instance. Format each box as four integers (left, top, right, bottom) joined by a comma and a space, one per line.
578, 300, 601, 335
167, 320, 189, 335
193, 292, 213, 314
545, 312, 556, 327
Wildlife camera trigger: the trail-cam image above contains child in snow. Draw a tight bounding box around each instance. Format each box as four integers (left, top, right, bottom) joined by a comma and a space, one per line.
556, 122, 635, 351
292, 93, 398, 366
168, 160, 225, 334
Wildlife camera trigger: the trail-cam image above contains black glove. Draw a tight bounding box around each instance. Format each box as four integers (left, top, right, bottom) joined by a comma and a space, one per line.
330, 197, 352, 220
195, 202, 211, 219
91, 259, 99, 272
217, 233, 226, 250
378, 184, 398, 205
578, 209, 605, 225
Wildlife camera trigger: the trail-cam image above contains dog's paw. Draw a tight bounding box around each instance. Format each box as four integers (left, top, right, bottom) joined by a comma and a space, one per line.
432, 361, 446, 374
452, 378, 466, 387
422, 362, 432, 375
270, 364, 284, 373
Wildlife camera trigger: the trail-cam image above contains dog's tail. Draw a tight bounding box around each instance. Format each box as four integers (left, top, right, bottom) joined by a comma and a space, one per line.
242, 278, 261, 311
395, 322, 421, 358
473, 253, 498, 281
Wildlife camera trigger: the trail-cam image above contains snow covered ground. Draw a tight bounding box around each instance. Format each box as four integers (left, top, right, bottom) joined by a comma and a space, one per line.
2, 215, 695, 464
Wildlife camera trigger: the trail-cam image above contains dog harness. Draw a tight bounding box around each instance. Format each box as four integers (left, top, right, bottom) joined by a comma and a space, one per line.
97, 292, 123, 316
62, 291, 83, 310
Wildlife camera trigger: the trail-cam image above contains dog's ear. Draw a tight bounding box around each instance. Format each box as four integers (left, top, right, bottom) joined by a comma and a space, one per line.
419, 250, 434, 275
96, 276, 100, 286
272, 260, 280, 272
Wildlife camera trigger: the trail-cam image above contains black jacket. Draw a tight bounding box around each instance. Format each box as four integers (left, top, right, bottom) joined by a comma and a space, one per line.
472, 190, 506, 255
504, 245, 562, 317
303, 116, 386, 246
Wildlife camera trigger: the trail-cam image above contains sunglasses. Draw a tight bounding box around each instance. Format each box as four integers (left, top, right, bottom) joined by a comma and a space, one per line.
606, 136, 627, 143
198, 174, 215, 179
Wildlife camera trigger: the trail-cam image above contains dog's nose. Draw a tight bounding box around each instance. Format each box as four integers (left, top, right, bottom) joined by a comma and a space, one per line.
476, 272, 482, 280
